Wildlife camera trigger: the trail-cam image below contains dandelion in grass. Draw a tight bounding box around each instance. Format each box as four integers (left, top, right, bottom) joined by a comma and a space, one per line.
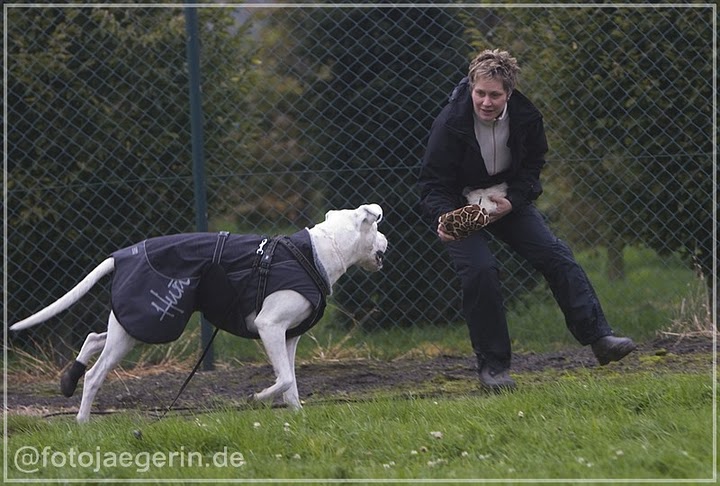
253, 421, 261, 429
410, 450, 418, 455
576, 456, 593, 467
517, 410, 524, 418
461, 451, 469, 457
430, 431, 443, 439
292, 453, 301, 460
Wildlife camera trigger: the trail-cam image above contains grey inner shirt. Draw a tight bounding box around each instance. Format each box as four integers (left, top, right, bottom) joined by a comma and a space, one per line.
473, 103, 512, 176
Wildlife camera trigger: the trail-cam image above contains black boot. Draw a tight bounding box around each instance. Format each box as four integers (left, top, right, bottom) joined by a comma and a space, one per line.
591, 336, 637, 365
477, 358, 516, 392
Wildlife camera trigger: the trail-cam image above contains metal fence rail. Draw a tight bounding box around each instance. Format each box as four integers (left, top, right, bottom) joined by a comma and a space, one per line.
5, 5, 714, 363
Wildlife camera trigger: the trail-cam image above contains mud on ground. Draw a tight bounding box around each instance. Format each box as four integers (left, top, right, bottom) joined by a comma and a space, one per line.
5, 336, 714, 420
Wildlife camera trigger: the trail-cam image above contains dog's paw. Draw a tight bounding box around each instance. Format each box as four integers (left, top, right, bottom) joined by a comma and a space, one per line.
287, 402, 303, 411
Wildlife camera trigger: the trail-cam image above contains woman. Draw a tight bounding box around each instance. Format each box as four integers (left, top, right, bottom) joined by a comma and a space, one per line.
418, 49, 636, 391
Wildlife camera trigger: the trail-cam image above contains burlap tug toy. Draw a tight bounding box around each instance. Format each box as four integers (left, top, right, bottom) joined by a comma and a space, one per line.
438, 204, 491, 240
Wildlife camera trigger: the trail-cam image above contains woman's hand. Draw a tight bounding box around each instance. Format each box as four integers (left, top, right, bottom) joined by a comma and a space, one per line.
487, 195, 512, 223
437, 223, 456, 242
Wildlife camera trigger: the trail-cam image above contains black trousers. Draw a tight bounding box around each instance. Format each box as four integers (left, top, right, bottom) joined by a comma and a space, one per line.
445, 204, 613, 369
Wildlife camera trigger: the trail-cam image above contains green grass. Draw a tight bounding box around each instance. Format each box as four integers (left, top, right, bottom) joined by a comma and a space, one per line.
5, 371, 714, 482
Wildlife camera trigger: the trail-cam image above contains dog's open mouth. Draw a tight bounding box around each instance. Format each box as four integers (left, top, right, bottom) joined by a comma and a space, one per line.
375, 250, 385, 268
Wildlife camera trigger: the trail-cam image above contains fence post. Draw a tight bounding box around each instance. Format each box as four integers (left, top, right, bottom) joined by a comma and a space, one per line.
185, 7, 214, 371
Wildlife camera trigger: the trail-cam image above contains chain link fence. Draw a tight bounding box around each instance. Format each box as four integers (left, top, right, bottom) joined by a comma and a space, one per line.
5, 5, 715, 365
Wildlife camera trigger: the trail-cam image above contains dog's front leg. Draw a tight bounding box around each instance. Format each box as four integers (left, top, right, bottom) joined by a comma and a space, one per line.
250, 291, 311, 409
253, 325, 297, 407
281, 335, 302, 409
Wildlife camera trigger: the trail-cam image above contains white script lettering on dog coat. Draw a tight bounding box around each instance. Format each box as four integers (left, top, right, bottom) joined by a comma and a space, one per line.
150, 279, 191, 321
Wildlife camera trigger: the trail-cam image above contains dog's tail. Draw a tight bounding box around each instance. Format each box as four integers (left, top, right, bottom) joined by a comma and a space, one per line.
10, 258, 115, 332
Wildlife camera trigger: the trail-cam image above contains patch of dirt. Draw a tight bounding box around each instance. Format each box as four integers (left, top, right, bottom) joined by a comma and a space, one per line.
5, 336, 714, 419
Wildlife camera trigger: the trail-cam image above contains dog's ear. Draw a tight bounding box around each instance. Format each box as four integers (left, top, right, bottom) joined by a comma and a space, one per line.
359, 204, 383, 226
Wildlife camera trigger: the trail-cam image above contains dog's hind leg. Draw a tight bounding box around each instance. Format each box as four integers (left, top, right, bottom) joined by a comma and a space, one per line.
76, 312, 136, 423
281, 335, 302, 409
60, 331, 107, 398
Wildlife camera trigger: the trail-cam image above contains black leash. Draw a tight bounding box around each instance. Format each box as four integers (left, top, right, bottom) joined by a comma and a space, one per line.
155, 326, 219, 421
154, 231, 228, 422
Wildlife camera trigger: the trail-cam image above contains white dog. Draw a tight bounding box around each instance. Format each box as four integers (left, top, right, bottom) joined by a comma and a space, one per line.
11, 204, 388, 423
462, 182, 508, 213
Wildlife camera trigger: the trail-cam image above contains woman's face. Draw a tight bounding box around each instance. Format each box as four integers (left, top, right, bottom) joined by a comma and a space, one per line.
471, 77, 509, 121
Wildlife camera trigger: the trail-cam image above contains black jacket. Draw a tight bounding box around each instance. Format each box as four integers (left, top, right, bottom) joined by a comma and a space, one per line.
418, 77, 548, 227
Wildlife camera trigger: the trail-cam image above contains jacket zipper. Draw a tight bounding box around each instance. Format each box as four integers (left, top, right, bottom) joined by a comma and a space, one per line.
492, 121, 497, 175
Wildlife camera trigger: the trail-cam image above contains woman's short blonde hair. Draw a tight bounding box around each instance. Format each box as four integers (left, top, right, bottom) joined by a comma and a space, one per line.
468, 49, 521, 94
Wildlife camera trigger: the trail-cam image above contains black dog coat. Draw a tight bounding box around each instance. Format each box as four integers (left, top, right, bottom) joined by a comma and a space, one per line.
110, 229, 329, 344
